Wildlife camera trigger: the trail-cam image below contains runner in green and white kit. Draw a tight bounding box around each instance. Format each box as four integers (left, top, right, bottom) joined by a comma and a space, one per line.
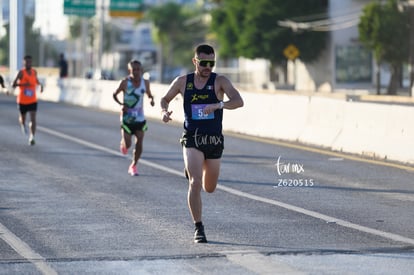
113, 60, 155, 176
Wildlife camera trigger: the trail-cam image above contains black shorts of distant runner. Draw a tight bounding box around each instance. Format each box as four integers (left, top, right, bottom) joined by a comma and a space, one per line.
121, 120, 147, 134
18, 103, 37, 114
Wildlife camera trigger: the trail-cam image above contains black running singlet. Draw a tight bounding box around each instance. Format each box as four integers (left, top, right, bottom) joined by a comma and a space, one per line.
183, 73, 223, 135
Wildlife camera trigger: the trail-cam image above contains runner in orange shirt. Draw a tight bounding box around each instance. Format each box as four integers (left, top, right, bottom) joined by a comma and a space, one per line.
12, 55, 44, 145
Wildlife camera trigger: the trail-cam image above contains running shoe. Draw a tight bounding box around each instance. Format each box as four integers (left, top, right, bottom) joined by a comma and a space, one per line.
28, 136, 35, 146
128, 164, 139, 176
120, 143, 128, 155
194, 225, 207, 243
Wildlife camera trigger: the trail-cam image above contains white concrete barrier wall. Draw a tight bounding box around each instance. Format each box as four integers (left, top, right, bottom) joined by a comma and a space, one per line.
223, 92, 309, 141
298, 96, 345, 148
39, 77, 414, 165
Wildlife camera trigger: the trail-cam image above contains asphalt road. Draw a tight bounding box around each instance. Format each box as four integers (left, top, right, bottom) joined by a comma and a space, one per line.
1, 93, 414, 275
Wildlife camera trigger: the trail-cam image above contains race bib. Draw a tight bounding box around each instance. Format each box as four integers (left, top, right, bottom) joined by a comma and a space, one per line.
191, 104, 214, 120
24, 89, 34, 97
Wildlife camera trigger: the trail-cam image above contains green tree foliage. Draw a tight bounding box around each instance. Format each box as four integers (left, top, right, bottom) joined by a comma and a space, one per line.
68, 17, 119, 53
146, 3, 207, 71
210, 0, 245, 59
358, 0, 409, 94
68, 17, 92, 43
0, 26, 10, 65
210, 0, 328, 64
0, 16, 51, 66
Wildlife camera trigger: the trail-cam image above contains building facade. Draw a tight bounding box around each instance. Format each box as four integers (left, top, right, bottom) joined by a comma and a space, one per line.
294, 0, 373, 93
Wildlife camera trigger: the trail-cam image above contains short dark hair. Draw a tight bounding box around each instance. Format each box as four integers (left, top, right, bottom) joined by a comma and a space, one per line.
24, 55, 32, 60
195, 44, 214, 56
128, 59, 142, 71
129, 59, 141, 66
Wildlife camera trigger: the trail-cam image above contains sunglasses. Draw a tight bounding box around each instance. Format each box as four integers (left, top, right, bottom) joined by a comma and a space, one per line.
195, 58, 215, 67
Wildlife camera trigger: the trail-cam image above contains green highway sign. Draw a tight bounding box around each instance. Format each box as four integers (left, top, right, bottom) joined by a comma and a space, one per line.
64, 0, 96, 17
110, 0, 144, 18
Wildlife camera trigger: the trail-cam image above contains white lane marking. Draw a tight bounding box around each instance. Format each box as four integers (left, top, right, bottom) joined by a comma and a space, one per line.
0, 223, 58, 275
217, 185, 414, 245
39, 126, 414, 247
39, 126, 184, 177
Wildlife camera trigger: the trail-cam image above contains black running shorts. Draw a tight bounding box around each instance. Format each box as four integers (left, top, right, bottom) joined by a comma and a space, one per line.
180, 130, 224, 159
121, 120, 147, 135
18, 103, 37, 114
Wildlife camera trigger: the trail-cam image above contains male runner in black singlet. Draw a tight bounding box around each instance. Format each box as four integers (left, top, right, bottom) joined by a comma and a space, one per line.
160, 44, 244, 243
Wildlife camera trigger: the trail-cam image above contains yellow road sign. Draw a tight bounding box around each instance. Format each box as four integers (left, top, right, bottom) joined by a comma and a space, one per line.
284, 44, 300, 60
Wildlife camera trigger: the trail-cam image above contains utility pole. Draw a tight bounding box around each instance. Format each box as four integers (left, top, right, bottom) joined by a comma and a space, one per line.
409, 5, 414, 96
94, 0, 105, 77
9, 0, 25, 79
